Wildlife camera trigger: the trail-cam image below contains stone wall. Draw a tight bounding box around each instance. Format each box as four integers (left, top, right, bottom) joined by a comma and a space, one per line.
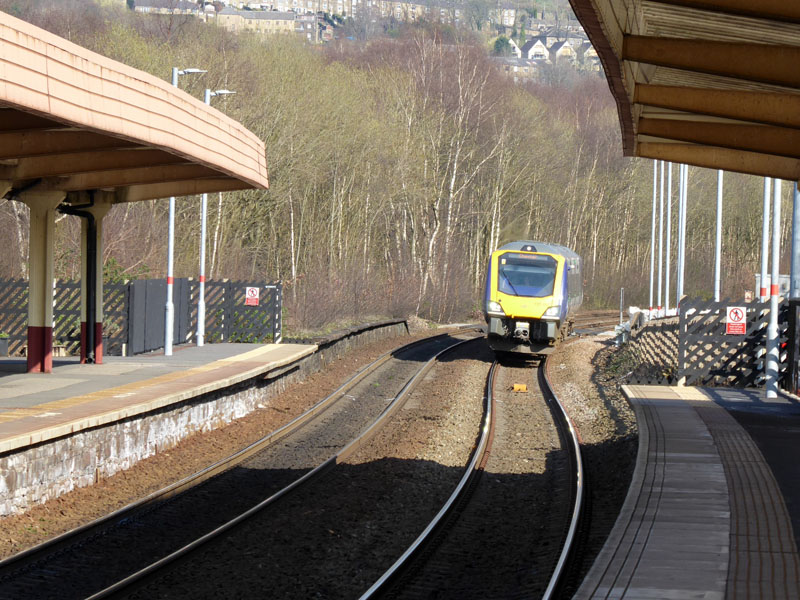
0, 320, 408, 516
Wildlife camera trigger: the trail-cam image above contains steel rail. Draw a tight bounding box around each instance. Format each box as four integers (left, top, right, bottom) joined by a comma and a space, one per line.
541, 355, 586, 600
88, 335, 480, 600
360, 355, 585, 600
359, 360, 497, 599
0, 332, 464, 576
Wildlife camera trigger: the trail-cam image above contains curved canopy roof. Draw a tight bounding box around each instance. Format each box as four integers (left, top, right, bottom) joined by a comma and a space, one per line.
0, 12, 269, 203
570, 0, 800, 180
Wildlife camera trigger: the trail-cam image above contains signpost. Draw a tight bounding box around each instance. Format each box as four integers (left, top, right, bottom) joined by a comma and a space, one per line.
726, 306, 746, 335
245, 286, 260, 306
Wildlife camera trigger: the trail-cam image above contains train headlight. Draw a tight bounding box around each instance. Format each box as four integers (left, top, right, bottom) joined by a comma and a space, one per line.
487, 301, 505, 316
542, 306, 561, 320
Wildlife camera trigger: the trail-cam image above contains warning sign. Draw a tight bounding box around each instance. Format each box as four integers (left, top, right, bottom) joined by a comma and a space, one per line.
245, 286, 260, 306
726, 306, 746, 335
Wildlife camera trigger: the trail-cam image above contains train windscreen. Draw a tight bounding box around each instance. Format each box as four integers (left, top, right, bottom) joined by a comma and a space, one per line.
498, 253, 557, 298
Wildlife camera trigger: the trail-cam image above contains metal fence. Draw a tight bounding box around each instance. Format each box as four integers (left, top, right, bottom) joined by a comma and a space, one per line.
624, 298, 788, 388
678, 298, 784, 387
0, 278, 282, 357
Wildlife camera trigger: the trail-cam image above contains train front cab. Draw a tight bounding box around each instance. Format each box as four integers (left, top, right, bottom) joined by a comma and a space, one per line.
484, 248, 573, 356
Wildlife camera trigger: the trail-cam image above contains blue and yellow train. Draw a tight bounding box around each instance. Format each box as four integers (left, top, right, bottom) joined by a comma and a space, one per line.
483, 241, 583, 355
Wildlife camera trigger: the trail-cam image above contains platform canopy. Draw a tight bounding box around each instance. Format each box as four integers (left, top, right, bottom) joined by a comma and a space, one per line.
0, 12, 269, 203
570, 1, 800, 180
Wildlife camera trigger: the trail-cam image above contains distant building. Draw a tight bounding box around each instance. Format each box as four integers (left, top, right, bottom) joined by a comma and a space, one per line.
549, 39, 576, 62
216, 8, 297, 34
497, 3, 516, 27
133, 0, 202, 14
494, 57, 539, 83
520, 37, 548, 61
577, 41, 600, 70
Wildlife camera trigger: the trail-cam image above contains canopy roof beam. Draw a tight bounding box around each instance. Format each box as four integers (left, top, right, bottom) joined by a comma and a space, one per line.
623, 36, 800, 88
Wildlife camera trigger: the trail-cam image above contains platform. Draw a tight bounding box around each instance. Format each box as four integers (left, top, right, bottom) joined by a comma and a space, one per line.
576, 385, 800, 599
0, 343, 316, 454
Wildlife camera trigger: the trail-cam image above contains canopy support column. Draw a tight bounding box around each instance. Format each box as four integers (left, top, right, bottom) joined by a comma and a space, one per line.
20, 191, 66, 373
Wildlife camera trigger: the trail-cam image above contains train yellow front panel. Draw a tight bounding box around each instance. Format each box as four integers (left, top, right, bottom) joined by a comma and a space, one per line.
489, 251, 564, 319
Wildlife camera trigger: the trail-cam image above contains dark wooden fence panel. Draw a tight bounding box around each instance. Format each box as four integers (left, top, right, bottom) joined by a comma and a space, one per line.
678, 298, 786, 387
0, 278, 282, 357
202, 280, 281, 344
103, 283, 128, 356
52, 282, 81, 355
625, 318, 680, 385
0, 278, 28, 355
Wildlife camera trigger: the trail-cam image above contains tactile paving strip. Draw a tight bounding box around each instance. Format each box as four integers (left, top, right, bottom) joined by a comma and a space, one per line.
694, 399, 800, 600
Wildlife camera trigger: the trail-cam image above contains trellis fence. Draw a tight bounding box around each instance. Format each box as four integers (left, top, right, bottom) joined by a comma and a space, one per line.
625, 298, 787, 388
678, 298, 783, 387
623, 317, 680, 385
0, 278, 282, 357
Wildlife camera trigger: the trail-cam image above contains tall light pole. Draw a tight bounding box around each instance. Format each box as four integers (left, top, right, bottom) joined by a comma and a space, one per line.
165, 67, 206, 357
197, 88, 236, 347
714, 170, 723, 302
650, 160, 657, 311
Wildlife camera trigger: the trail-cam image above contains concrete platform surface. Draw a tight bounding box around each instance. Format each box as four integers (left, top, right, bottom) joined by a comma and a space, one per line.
0, 343, 316, 454
576, 385, 800, 600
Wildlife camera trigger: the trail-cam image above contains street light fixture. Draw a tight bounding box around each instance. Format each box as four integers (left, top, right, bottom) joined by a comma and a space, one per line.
165, 67, 206, 357
197, 88, 236, 347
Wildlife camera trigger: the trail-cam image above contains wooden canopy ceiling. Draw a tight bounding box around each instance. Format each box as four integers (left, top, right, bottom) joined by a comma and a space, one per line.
0, 12, 268, 204
569, 0, 800, 180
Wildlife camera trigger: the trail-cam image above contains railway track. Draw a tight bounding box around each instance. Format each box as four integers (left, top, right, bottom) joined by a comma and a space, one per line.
0, 332, 479, 600
361, 356, 585, 599
0, 323, 596, 599
573, 309, 623, 335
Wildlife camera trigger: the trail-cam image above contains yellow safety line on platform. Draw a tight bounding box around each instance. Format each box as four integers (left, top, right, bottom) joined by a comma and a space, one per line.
0, 345, 283, 425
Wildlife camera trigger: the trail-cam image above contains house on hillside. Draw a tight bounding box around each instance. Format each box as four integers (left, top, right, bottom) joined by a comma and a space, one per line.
520, 37, 548, 61
133, 0, 202, 15
494, 57, 538, 83
508, 37, 521, 58
497, 3, 516, 27
549, 40, 576, 63
577, 41, 600, 70
216, 8, 297, 34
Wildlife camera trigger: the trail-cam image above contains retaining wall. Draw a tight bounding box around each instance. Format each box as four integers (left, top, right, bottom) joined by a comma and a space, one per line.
0, 320, 408, 516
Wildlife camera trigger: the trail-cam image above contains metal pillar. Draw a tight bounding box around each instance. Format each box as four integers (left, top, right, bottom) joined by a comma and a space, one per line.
165, 195, 175, 355
658, 160, 664, 312
714, 170, 723, 302
650, 160, 657, 311
791, 182, 800, 299
198, 191, 208, 346
767, 179, 782, 398
761, 178, 772, 302
165, 66, 205, 355
197, 87, 234, 347
788, 183, 800, 394
677, 164, 687, 305
665, 162, 672, 313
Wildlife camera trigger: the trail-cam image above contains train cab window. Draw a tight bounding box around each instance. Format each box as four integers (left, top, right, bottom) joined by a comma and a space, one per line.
498, 253, 557, 298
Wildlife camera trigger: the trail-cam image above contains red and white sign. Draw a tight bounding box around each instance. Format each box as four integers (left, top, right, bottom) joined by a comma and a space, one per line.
245, 286, 260, 306
726, 306, 746, 335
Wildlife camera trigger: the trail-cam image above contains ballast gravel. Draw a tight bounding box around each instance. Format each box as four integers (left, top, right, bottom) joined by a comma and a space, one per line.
0, 327, 637, 599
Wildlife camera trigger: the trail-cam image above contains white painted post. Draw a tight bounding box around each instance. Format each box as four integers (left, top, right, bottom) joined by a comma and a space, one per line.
650, 160, 657, 311
767, 179, 782, 398
658, 160, 664, 313
665, 162, 672, 313
714, 170, 723, 302
761, 178, 772, 302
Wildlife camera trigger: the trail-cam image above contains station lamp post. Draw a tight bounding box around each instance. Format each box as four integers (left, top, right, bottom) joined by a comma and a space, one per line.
165, 67, 206, 357
197, 88, 236, 347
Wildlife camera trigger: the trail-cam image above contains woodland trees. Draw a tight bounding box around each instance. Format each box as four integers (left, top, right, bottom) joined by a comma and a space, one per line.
0, 1, 790, 330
